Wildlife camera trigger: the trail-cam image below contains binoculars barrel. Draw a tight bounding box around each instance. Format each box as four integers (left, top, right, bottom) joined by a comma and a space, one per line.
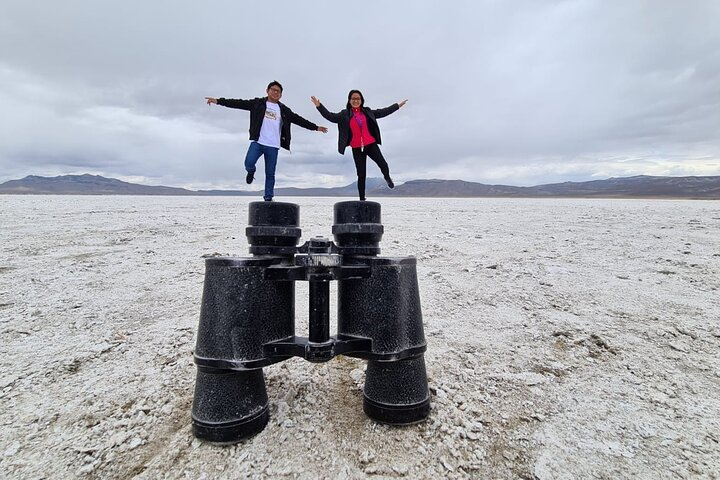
191, 201, 430, 443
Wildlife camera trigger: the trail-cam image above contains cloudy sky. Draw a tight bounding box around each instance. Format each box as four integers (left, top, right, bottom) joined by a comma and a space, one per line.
1, 0, 719, 189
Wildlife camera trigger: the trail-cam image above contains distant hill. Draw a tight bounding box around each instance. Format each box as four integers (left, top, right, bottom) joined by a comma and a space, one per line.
0, 174, 191, 196
391, 176, 720, 198
0, 173, 718, 198
390, 179, 525, 197
522, 175, 720, 198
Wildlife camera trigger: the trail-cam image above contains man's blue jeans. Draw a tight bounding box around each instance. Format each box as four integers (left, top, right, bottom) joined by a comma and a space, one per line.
244, 141, 279, 201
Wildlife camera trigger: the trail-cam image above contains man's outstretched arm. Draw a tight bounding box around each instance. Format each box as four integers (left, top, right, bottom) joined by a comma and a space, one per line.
204, 97, 255, 110
288, 108, 328, 133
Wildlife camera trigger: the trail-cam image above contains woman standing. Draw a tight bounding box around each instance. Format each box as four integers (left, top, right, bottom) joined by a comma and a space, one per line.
311, 91, 407, 201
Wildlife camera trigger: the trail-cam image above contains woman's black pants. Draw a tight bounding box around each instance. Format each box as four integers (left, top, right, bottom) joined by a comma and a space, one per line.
351, 143, 391, 201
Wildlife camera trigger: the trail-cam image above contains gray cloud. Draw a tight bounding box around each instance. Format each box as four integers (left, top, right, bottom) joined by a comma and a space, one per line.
1, 0, 719, 189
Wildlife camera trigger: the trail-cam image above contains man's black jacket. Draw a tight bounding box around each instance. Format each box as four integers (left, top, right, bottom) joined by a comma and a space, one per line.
217, 97, 319, 151
316, 103, 399, 154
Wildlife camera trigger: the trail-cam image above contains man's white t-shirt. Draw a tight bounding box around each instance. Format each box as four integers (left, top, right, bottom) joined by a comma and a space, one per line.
257, 101, 281, 148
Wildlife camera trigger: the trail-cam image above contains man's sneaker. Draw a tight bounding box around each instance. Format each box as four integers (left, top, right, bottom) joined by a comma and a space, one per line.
386, 177, 395, 189
246, 171, 255, 184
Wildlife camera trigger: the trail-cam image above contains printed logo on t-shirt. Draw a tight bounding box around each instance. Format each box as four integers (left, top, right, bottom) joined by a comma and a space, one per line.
265, 109, 277, 121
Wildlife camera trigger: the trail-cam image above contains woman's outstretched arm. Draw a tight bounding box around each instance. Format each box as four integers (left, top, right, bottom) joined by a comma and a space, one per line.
311, 96, 342, 123
373, 99, 408, 119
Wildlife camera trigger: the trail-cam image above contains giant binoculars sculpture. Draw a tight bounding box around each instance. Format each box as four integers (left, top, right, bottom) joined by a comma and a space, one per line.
191, 200, 430, 443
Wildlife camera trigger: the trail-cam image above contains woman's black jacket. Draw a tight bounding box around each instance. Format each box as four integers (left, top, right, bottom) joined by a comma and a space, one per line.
316, 103, 399, 154
217, 97, 319, 151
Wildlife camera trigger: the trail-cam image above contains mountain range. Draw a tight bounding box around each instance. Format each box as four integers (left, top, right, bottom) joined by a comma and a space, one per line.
0, 174, 719, 199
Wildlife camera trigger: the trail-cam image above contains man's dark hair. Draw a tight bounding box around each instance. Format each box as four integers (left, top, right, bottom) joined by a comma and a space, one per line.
267, 81, 283, 92
346, 89, 365, 109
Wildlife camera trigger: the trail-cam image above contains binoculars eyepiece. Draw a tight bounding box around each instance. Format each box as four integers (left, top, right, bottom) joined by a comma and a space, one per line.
191, 201, 430, 443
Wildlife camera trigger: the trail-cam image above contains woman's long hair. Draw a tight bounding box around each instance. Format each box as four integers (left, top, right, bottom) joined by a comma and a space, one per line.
346, 89, 365, 110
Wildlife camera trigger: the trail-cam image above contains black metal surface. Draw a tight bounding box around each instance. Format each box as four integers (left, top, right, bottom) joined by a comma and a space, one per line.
191, 369, 269, 443
363, 356, 431, 424
309, 281, 330, 343
194, 256, 295, 364
338, 256, 427, 360
246, 201, 301, 255
332, 200, 384, 255
191, 200, 431, 442
262, 334, 373, 363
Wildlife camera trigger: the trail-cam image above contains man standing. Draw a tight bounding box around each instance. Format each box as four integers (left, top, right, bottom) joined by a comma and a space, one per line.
206, 81, 327, 201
